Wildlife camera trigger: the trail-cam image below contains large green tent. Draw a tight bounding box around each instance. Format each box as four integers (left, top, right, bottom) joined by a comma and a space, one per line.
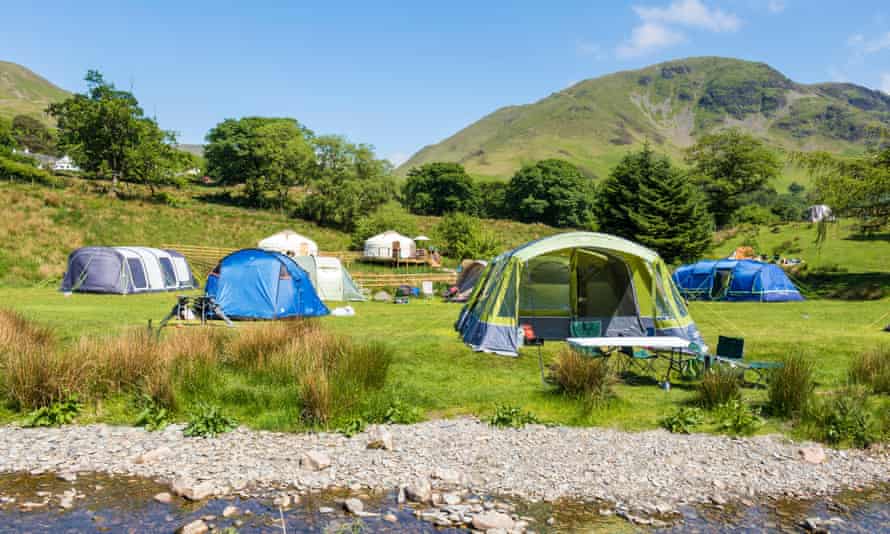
455, 232, 705, 356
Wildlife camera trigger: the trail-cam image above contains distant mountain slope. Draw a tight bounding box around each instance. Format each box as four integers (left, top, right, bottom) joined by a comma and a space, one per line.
399, 57, 890, 179
0, 61, 70, 122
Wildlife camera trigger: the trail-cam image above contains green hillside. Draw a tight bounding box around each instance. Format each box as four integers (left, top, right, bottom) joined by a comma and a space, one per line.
399, 57, 890, 180
0, 61, 70, 121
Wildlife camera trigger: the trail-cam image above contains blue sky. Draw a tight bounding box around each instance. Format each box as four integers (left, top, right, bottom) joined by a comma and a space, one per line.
3, 1, 890, 165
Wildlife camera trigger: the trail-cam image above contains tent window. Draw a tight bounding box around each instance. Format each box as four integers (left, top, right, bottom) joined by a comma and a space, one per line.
127, 259, 147, 289
158, 258, 177, 288
279, 264, 292, 280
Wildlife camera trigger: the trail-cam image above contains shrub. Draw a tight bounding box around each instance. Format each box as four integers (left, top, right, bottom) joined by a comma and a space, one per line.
0, 156, 61, 187
849, 346, 890, 394
183, 402, 237, 438
24, 396, 82, 427
549, 347, 615, 405
714, 400, 763, 436
660, 407, 704, 434
806, 386, 879, 448
134, 393, 173, 431
696, 366, 742, 409
435, 212, 502, 260
487, 404, 539, 428
768, 351, 815, 418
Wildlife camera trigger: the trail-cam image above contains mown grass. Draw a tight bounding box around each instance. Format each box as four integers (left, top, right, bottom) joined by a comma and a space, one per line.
1, 287, 888, 440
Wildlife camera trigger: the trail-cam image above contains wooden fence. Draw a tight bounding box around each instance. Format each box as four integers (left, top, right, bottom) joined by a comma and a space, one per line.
163, 244, 456, 288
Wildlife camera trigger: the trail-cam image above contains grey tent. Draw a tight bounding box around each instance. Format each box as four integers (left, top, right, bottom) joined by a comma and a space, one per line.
450, 260, 487, 302
290, 255, 365, 301
61, 246, 198, 294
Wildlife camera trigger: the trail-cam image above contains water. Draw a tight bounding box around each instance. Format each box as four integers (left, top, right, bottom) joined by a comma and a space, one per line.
0, 472, 886, 532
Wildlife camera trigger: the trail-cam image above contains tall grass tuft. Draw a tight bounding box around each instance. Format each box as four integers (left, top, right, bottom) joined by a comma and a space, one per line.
849, 346, 890, 394
550, 347, 615, 404
697, 366, 742, 409
768, 351, 815, 418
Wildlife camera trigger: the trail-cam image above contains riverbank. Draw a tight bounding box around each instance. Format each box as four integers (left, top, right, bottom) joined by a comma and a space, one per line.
1, 418, 887, 516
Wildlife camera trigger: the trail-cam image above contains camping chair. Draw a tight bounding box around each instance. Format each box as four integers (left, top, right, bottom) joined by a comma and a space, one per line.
568, 320, 607, 358
521, 324, 547, 384
421, 280, 434, 300
712, 335, 783, 386
619, 346, 659, 376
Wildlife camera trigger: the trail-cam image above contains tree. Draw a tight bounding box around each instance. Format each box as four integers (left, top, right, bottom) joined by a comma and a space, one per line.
504, 159, 595, 227
0, 117, 14, 153
598, 144, 712, 263
252, 121, 314, 210
11, 115, 55, 155
435, 212, 502, 260
402, 162, 478, 215
298, 135, 395, 230
477, 181, 507, 219
685, 129, 781, 228
47, 70, 178, 192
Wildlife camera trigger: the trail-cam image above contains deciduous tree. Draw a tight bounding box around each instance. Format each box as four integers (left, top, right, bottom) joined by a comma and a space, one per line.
402, 162, 478, 215
504, 159, 595, 227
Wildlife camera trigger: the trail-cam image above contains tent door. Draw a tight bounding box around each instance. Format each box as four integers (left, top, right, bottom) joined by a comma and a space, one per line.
391, 241, 401, 259
571, 249, 642, 336
710, 269, 732, 299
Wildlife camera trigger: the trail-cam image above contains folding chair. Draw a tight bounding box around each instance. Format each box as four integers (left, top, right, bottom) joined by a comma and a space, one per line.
620, 346, 658, 375
568, 320, 604, 358
421, 280, 434, 300
521, 324, 547, 384
712, 335, 782, 386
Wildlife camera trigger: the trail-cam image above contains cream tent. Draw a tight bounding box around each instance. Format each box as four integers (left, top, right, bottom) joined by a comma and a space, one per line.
290, 256, 365, 301
364, 231, 416, 259
258, 230, 318, 257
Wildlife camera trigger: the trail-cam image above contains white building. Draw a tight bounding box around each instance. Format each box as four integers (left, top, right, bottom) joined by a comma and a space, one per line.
53, 155, 80, 172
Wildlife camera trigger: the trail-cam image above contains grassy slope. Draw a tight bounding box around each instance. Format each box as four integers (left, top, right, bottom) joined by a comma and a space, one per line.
0, 182, 561, 285
400, 57, 890, 181
0, 61, 70, 121
1, 288, 887, 434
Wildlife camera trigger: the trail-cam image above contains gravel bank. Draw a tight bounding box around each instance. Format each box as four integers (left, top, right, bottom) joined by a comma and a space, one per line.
0, 419, 887, 512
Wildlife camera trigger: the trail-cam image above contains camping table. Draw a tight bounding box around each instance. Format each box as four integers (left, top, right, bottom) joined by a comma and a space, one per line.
566, 336, 694, 388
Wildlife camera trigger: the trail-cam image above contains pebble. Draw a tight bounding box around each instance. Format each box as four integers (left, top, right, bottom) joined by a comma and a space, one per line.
154, 492, 173, 504
343, 497, 364, 515
177, 519, 208, 534
221, 505, 239, 518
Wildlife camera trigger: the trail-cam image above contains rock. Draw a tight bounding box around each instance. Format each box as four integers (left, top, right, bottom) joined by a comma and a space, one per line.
20, 502, 44, 511
58, 495, 74, 510
383, 513, 398, 522
366, 426, 394, 451
300, 450, 331, 471
319, 506, 335, 514
273, 494, 291, 508
57, 471, 77, 482
397, 486, 406, 504
432, 467, 462, 484
221, 505, 239, 518
799, 447, 827, 465
472, 511, 515, 531
546, 517, 556, 526
171, 479, 215, 501
344, 498, 364, 515
405, 477, 433, 503
154, 492, 173, 504
177, 519, 208, 534
136, 446, 172, 464
443, 492, 462, 506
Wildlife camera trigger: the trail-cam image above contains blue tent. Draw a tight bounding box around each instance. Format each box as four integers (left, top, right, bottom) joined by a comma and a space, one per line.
205, 249, 329, 319
673, 259, 804, 302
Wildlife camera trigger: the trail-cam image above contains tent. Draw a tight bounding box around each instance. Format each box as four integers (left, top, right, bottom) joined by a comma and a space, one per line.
61, 246, 198, 294
450, 260, 487, 302
364, 231, 416, 259
672, 259, 804, 302
204, 249, 329, 320
807, 205, 832, 223
455, 232, 704, 356
258, 230, 319, 257
290, 255, 365, 301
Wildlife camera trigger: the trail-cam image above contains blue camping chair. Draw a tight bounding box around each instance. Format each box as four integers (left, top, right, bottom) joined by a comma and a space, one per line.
712, 336, 783, 385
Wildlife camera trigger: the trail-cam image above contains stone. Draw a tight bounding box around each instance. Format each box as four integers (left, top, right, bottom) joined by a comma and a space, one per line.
405, 478, 433, 503
799, 447, 827, 465
58, 495, 74, 510
443, 492, 462, 506
273, 494, 291, 508
57, 471, 77, 482
171, 479, 215, 501
177, 519, 208, 534
383, 513, 398, 522
300, 450, 331, 471
344, 498, 364, 515
136, 446, 172, 464
222, 505, 239, 518
366, 426, 393, 451
154, 492, 173, 504
319, 506, 335, 514
432, 467, 462, 484
472, 511, 515, 531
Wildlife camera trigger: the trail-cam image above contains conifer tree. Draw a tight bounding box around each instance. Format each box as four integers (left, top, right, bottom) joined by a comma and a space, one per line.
597, 144, 712, 263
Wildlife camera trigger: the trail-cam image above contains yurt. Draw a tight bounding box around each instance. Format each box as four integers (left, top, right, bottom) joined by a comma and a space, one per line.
673, 259, 804, 302
291, 256, 365, 301
204, 249, 329, 320
456, 232, 704, 356
363, 231, 416, 260
258, 230, 318, 257
61, 246, 198, 294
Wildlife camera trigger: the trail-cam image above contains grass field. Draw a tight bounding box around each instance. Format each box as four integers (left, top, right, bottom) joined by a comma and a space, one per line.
2, 287, 888, 436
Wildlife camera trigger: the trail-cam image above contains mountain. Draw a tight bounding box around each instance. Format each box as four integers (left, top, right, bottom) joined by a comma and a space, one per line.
398, 57, 890, 179
0, 61, 70, 122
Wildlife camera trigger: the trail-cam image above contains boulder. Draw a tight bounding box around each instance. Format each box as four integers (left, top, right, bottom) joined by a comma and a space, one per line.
366, 426, 394, 451
471, 511, 515, 531
177, 519, 208, 534
404, 478, 432, 503
300, 450, 331, 471
344, 498, 364, 515
799, 447, 827, 465
171, 479, 215, 501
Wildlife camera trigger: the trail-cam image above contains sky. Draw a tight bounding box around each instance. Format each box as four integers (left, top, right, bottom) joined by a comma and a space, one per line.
3, 1, 890, 166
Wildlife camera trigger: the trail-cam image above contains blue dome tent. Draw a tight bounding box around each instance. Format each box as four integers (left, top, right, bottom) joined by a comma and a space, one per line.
673, 259, 804, 302
205, 249, 329, 320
